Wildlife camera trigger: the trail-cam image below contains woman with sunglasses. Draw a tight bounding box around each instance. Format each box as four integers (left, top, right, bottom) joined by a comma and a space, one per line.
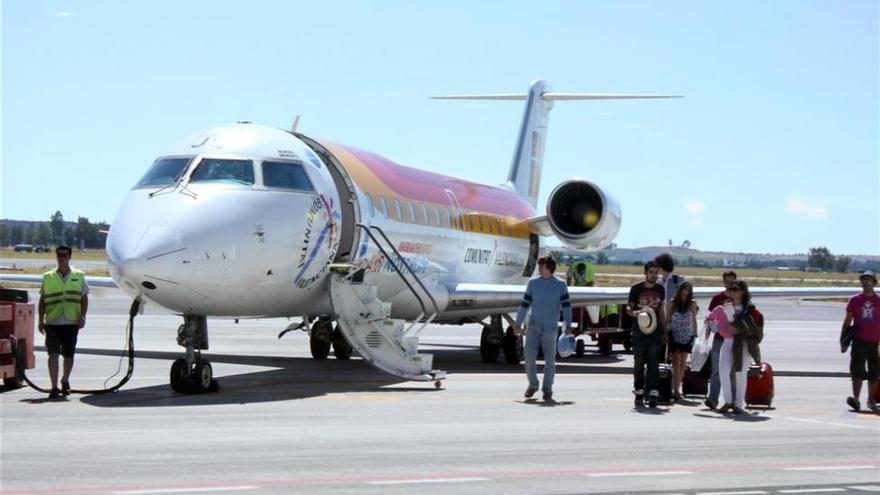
705, 280, 759, 414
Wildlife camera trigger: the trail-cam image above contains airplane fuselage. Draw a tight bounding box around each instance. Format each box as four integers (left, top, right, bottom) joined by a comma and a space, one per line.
107, 124, 539, 321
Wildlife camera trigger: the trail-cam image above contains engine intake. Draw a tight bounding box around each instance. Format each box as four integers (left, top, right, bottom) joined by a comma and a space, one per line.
546, 179, 621, 251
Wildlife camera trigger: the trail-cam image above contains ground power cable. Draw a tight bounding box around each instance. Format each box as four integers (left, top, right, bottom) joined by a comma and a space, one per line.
11, 298, 140, 395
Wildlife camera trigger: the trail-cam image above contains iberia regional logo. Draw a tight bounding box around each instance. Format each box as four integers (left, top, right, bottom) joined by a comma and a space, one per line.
294, 193, 341, 289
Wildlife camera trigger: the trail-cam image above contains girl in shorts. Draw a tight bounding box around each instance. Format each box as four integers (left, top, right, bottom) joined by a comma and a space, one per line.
667, 282, 697, 400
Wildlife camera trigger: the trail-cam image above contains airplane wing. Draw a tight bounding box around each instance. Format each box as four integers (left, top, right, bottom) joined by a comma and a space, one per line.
0, 274, 118, 288
448, 283, 853, 313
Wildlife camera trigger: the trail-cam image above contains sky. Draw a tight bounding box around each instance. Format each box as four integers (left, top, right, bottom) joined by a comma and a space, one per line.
2, 1, 878, 255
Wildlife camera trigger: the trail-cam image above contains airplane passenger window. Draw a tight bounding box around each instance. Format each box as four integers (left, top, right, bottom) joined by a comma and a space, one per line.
433, 205, 441, 226
365, 193, 375, 218
135, 157, 193, 187
443, 208, 451, 228
190, 158, 255, 185
490, 216, 499, 234
379, 195, 389, 218
393, 198, 403, 221
406, 200, 416, 223
470, 213, 479, 231
262, 161, 314, 191
422, 203, 430, 225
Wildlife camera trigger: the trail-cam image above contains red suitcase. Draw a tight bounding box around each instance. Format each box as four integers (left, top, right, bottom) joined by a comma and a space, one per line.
682, 367, 708, 396
746, 362, 774, 408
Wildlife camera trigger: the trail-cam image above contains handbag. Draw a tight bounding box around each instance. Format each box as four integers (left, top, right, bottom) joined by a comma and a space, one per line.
689, 321, 712, 371
840, 325, 856, 353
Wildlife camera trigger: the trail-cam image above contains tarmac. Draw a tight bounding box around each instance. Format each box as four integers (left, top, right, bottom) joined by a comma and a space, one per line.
1, 290, 878, 495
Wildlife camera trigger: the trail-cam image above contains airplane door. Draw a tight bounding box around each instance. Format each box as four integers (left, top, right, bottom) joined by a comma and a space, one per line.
445, 189, 466, 249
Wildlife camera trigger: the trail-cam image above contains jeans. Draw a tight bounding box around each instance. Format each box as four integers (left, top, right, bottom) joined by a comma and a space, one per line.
708, 335, 735, 403
720, 338, 752, 408
524, 322, 559, 393
632, 333, 663, 395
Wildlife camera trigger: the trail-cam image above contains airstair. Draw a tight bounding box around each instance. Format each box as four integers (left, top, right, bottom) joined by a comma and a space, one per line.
328, 224, 446, 384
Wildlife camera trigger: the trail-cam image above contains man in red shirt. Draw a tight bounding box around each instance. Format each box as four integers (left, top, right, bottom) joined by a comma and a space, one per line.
705, 271, 737, 409
841, 270, 880, 412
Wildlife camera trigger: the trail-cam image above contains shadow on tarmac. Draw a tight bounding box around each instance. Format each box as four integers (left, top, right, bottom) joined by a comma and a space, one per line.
23, 343, 846, 410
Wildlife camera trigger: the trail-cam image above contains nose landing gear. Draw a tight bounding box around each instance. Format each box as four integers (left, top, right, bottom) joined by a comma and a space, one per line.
169, 315, 219, 394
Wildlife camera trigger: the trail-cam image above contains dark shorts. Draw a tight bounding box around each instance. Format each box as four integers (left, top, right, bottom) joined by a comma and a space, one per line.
45, 325, 79, 358
670, 338, 694, 354
850, 339, 879, 381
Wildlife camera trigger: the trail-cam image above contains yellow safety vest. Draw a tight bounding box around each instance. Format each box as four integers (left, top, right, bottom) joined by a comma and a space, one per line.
42, 269, 85, 323
600, 304, 620, 318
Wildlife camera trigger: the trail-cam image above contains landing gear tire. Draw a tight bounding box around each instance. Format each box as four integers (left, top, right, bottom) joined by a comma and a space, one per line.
623, 338, 633, 352
502, 327, 523, 365
310, 319, 333, 360
598, 335, 613, 356
170, 358, 190, 393
194, 360, 213, 392
480, 327, 501, 364
332, 326, 353, 360
310, 336, 331, 360
575, 339, 586, 358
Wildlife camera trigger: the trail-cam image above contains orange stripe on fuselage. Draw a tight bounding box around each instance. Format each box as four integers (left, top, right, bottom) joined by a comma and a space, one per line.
318, 140, 536, 238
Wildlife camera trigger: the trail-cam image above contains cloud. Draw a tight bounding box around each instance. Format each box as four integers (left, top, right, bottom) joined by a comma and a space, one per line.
684, 200, 705, 215
55, 11, 76, 17
786, 199, 828, 220
683, 199, 705, 229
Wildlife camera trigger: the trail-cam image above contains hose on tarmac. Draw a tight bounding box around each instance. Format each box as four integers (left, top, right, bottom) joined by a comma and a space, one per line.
11, 298, 140, 395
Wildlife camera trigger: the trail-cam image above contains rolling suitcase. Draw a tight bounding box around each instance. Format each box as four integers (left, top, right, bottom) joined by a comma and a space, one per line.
682, 366, 709, 397
657, 363, 674, 403
745, 362, 774, 408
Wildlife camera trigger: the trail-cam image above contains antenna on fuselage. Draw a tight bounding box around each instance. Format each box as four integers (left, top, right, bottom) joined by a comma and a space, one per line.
290, 115, 301, 133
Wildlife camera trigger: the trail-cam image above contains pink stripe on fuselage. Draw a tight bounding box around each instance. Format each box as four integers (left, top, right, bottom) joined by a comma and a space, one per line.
343, 146, 535, 219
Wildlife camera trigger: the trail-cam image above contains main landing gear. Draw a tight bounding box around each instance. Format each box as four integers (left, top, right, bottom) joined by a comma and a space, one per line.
479, 315, 523, 365
169, 315, 219, 394
309, 317, 353, 360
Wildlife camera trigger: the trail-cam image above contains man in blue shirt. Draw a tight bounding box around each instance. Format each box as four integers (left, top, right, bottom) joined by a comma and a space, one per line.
515, 256, 573, 401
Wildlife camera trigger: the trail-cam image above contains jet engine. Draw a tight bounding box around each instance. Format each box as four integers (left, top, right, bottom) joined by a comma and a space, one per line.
545, 179, 621, 251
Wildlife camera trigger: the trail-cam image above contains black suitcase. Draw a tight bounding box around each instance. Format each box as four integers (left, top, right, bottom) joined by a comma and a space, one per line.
0, 288, 29, 303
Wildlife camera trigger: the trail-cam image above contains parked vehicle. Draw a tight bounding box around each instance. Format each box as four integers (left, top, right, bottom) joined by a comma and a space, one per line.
12, 244, 34, 253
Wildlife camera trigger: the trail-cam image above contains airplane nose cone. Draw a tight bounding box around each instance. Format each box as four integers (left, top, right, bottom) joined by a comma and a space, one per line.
108, 225, 185, 292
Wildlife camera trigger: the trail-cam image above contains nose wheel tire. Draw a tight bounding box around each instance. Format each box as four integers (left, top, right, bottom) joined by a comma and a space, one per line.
170, 358, 216, 394
170, 358, 190, 393
194, 360, 213, 391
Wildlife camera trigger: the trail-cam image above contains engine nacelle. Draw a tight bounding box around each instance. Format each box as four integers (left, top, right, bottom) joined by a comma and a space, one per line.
545, 179, 621, 251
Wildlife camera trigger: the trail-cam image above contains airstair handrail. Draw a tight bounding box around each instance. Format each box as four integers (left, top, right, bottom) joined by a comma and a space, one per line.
367, 225, 441, 318
354, 224, 427, 329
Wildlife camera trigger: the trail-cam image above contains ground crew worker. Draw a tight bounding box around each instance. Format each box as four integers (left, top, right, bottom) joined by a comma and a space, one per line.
515, 256, 573, 402
567, 261, 595, 287
38, 245, 89, 399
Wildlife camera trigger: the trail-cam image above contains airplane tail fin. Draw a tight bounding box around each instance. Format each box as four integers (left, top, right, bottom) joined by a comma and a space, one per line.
431, 81, 680, 208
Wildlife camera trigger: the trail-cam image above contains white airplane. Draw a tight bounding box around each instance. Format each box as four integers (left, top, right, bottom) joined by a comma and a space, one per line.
2, 80, 853, 393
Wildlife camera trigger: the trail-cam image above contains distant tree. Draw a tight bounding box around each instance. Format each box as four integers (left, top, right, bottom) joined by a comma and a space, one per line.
596, 252, 609, 265
668, 239, 673, 247
25, 223, 39, 244
0, 223, 8, 246
50, 211, 66, 244
9, 225, 24, 245
681, 240, 691, 249
835, 255, 852, 273
808, 246, 835, 271
36, 223, 52, 245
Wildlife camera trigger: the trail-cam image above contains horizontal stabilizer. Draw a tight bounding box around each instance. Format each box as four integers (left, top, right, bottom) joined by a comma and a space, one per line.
430, 93, 682, 101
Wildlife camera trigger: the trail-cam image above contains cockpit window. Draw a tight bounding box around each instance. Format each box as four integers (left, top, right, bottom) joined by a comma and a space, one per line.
135, 157, 193, 187
262, 161, 314, 191
190, 159, 255, 185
